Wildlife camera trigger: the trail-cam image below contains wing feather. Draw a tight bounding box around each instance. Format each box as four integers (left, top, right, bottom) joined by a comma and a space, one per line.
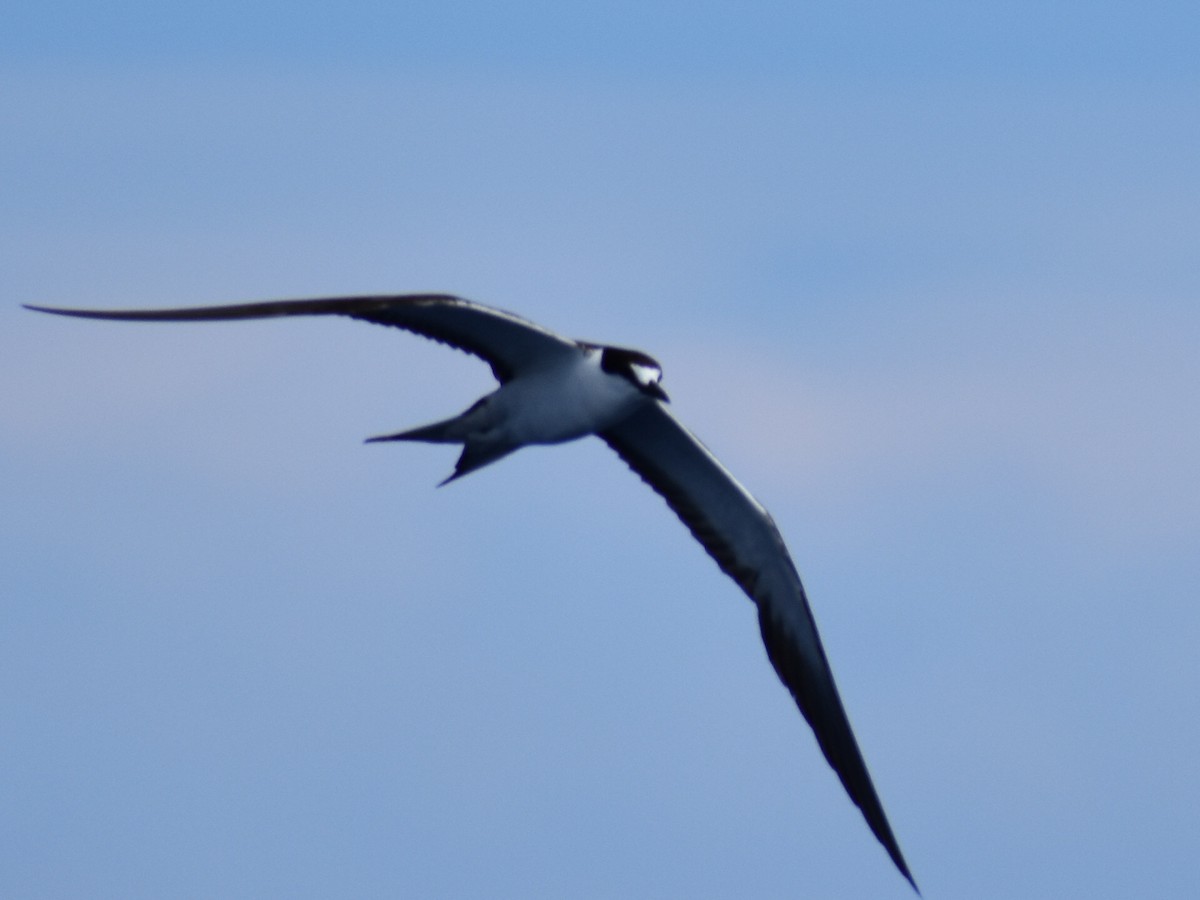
601, 402, 915, 890
24, 295, 577, 383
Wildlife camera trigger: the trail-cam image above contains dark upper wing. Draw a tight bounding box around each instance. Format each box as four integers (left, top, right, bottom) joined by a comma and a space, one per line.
601, 402, 916, 890
24, 294, 578, 383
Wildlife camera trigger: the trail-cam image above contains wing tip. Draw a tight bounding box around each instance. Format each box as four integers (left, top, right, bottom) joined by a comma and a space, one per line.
895, 853, 920, 894
866, 794, 918, 891
25, 303, 79, 316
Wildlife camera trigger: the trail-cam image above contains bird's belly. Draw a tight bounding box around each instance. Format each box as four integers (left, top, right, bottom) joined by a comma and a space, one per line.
499, 370, 644, 445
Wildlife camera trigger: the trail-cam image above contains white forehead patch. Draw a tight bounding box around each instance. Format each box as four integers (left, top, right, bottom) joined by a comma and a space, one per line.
630, 361, 662, 386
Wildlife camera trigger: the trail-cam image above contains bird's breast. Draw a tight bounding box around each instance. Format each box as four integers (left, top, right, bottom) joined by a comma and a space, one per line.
494, 357, 647, 446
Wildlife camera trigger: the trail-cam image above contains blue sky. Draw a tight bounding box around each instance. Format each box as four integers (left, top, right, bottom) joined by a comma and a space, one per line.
3, 3, 1198, 897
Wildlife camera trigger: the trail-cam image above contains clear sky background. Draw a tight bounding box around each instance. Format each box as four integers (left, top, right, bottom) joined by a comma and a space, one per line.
3, 3, 1198, 897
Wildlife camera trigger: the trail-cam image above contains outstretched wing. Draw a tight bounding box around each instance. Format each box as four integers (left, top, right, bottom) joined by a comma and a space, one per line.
25, 295, 578, 383
601, 401, 916, 890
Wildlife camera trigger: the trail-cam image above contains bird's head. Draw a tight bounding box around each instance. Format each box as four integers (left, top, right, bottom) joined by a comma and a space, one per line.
599, 346, 668, 402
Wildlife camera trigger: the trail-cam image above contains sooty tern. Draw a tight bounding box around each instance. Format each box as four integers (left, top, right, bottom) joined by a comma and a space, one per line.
27, 294, 916, 890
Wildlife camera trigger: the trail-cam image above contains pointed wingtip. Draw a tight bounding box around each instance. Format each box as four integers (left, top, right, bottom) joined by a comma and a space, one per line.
887, 827, 918, 893
24, 303, 135, 318
874, 831, 917, 893
905, 869, 921, 895
878, 816, 919, 893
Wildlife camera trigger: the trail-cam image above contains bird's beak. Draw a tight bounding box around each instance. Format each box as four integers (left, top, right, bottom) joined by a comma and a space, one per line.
647, 382, 669, 403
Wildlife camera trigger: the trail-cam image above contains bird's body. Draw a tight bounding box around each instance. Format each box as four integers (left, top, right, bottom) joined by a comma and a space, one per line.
26, 294, 916, 891
373, 343, 665, 483
479, 348, 630, 442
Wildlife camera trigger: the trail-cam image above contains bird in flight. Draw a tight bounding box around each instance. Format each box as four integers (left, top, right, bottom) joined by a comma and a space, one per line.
27, 294, 917, 890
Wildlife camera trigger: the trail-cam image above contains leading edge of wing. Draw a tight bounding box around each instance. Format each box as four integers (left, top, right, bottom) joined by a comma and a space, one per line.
600, 402, 916, 890
24, 294, 578, 383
